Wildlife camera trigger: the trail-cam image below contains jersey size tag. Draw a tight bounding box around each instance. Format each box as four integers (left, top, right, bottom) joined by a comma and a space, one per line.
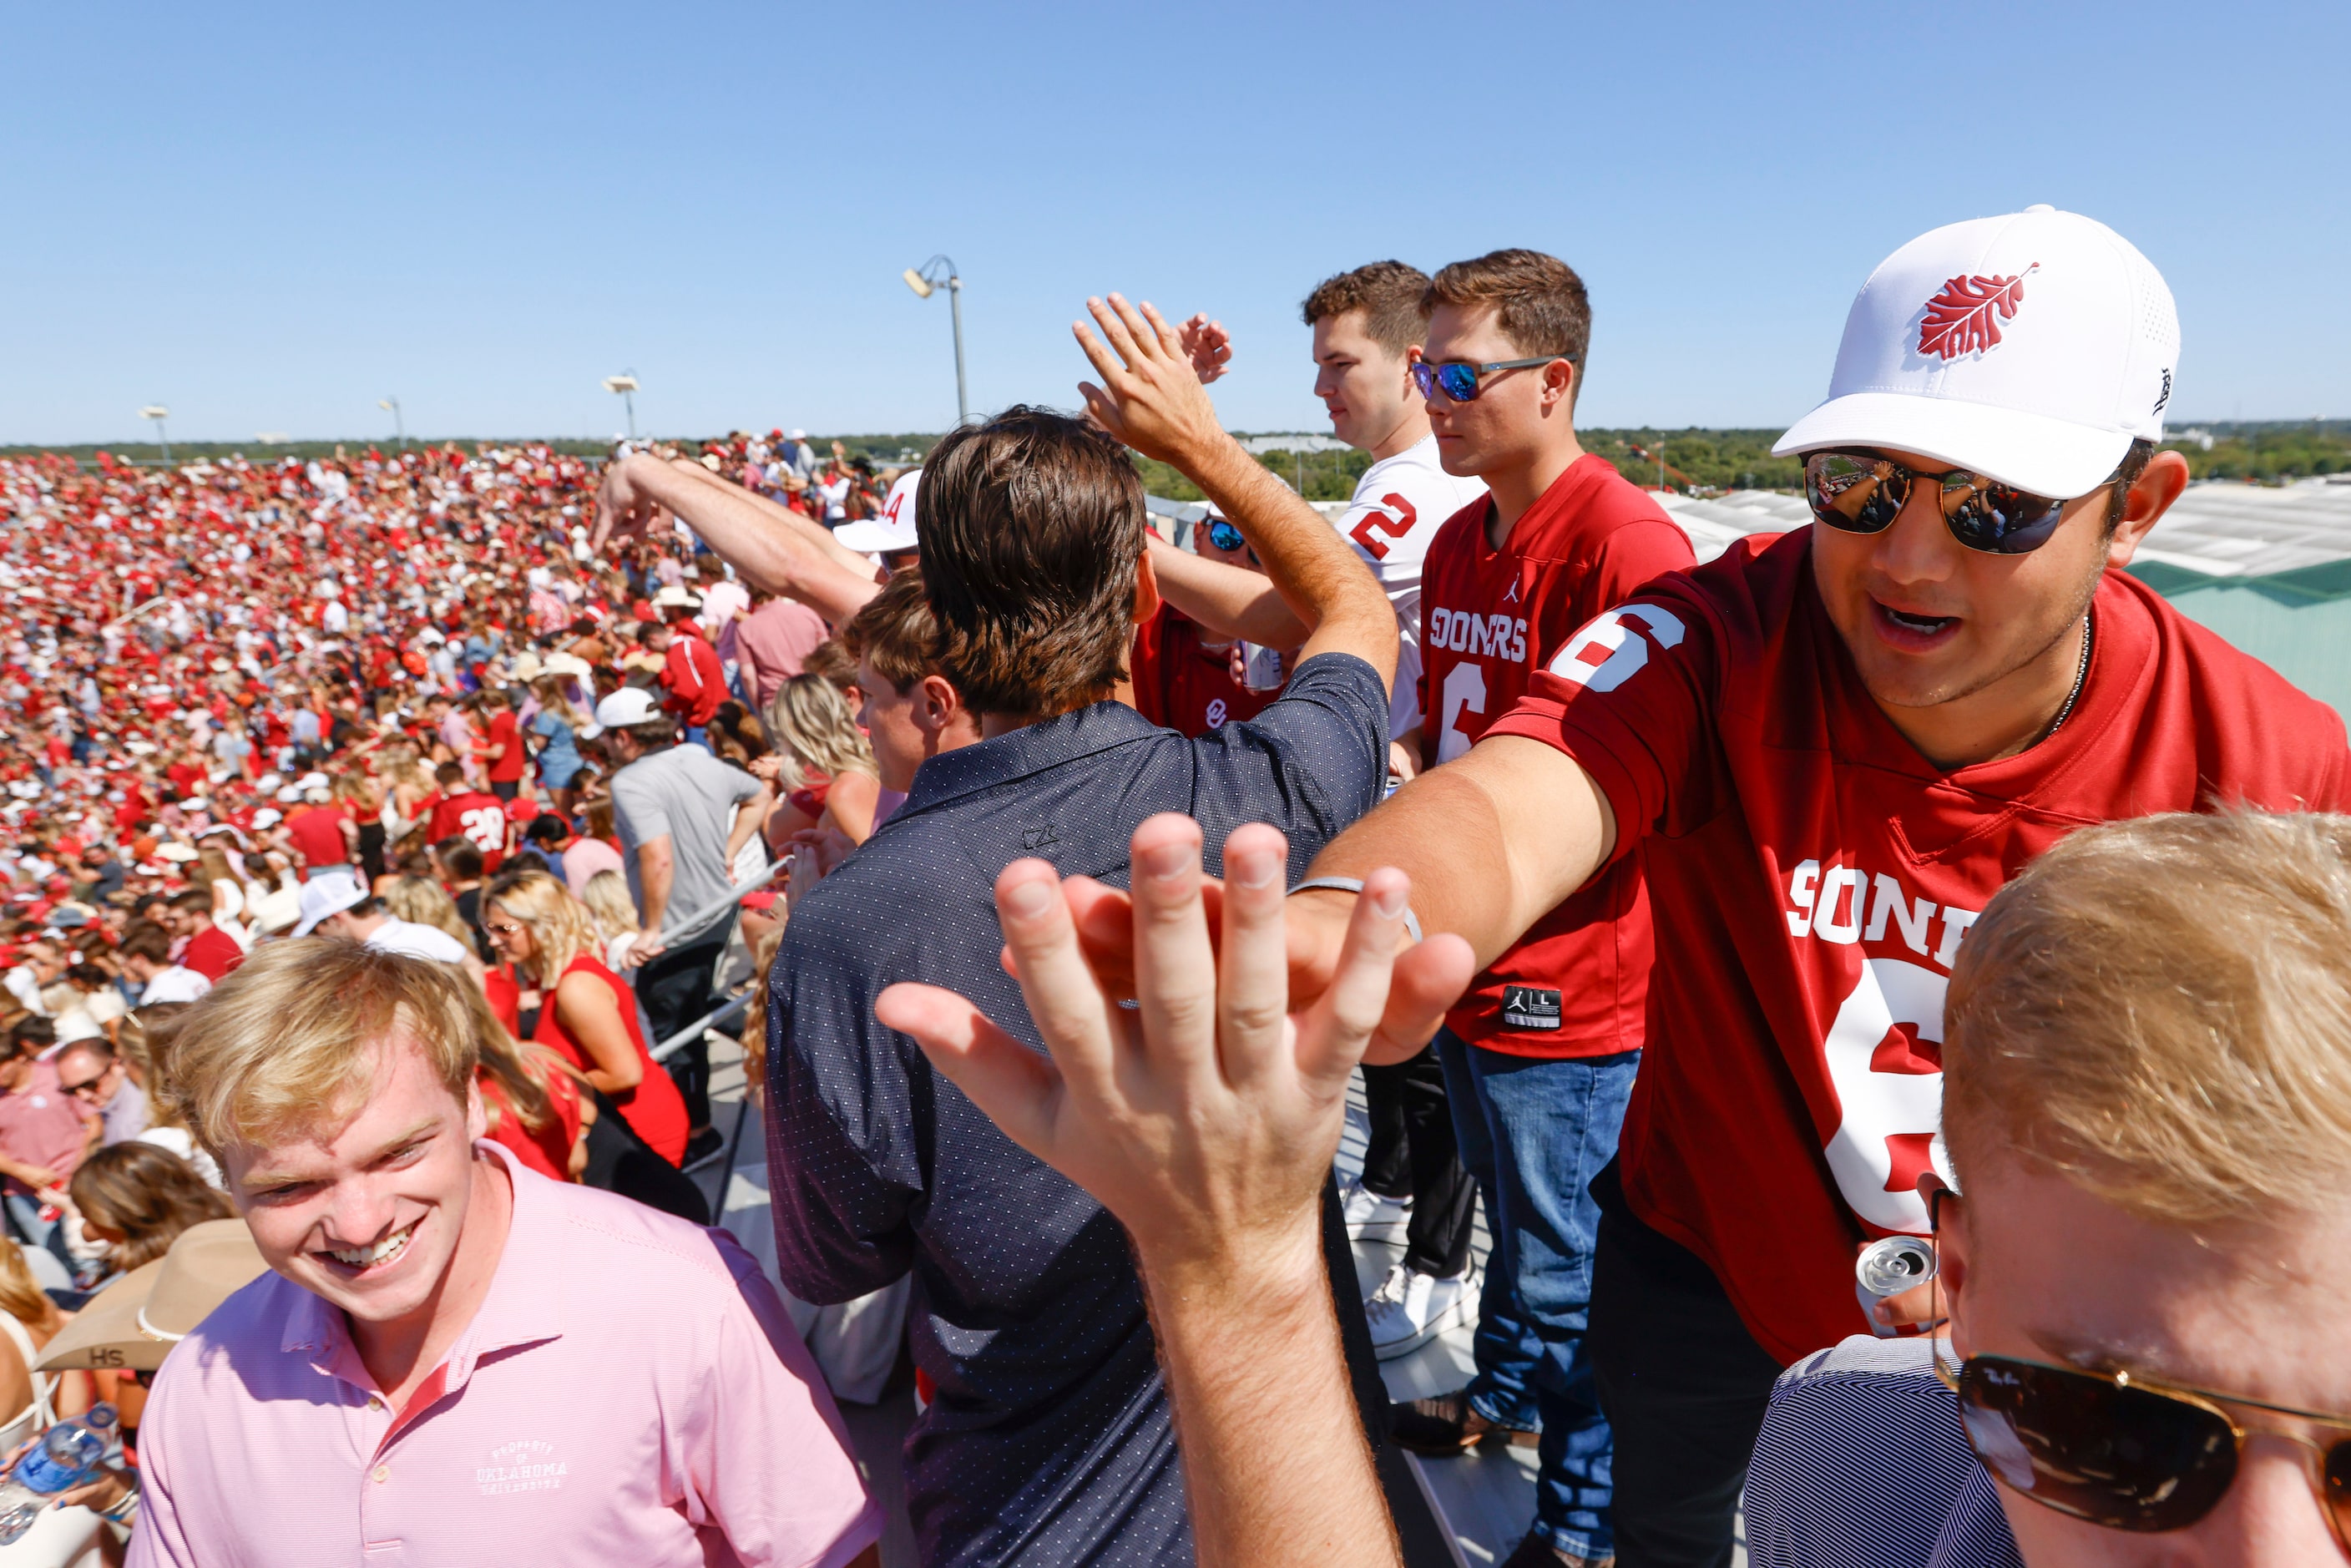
1500, 985, 1563, 1030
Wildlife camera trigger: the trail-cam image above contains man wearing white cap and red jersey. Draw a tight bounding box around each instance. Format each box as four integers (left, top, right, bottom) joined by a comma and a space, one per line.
1262, 207, 2351, 1565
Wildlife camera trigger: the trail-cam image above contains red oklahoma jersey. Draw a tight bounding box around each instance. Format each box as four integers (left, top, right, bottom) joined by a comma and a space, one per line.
1128, 605, 1277, 738
428, 788, 511, 873
1418, 453, 1693, 1057
1488, 530, 2351, 1363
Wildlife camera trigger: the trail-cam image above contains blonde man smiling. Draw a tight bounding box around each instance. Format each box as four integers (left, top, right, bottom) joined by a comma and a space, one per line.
126, 941, 879, 1568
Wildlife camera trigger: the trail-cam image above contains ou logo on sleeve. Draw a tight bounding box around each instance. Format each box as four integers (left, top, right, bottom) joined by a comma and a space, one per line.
1545, 604, 1686, 692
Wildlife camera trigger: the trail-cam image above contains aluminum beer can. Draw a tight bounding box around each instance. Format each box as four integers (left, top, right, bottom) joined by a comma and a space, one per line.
1856, 1235, 1937, 1338
1237, 642, 1286, 692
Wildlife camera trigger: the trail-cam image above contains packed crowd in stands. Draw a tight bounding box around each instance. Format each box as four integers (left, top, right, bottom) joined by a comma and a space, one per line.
0, 205, 2342, 1568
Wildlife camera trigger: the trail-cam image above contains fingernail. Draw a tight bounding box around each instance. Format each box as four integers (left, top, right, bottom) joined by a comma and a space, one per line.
1371, 881, 1407, 919
1233, 848, 1279, 889
1004, 878, 1054, 918
1141, 840, 1191, 881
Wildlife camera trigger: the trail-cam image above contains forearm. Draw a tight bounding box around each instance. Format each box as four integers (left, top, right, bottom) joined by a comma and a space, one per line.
1167, 440, 1395, 684
667, 457, 875, 583
637, 852, 675, 933
619, 458, 878, 624
1145, 536, 1312, 646
724, 789, 773, 863
1140, 1225, 1398, 1568
1306, 736, 1615, 980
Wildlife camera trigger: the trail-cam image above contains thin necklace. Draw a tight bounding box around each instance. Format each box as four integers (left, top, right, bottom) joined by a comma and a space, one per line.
2046, 611, 2094, 736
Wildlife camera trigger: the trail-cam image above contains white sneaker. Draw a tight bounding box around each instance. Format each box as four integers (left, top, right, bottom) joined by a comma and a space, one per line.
1340, 1180, 1413, 1246
1365, 1262, 1477, 1361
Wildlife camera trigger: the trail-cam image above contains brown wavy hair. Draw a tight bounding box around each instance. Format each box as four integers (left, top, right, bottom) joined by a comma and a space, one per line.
915, 407, 1144, 718
1424, 249, 1592, 389
69, 1142, 235, 1274
1301, 260, 1432, 356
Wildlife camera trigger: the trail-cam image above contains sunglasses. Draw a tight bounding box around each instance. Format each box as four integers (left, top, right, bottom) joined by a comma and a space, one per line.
1409, 356, 1565, 404
1937, 1348, 2351, 1545
1802, 450, 2116, 556
1205, 520, 1245, 553
57, 1070, 109, 1098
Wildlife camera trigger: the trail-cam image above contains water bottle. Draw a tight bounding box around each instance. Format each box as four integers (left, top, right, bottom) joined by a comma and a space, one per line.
0, 1404, 119, 1544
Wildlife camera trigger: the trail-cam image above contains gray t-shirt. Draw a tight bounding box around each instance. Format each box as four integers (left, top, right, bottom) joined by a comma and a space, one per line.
608, 744, 763, 946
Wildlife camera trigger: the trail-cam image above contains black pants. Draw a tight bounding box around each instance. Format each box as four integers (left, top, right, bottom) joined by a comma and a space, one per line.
634, 928, 733, 1134
1359, 1048, 1477, 1277
1586, 1161, 1785, 1568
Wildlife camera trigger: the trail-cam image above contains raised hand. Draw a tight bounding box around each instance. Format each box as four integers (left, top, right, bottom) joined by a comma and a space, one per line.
1072, 295, 1227, 469
589, 453, 665, 554
1177, 313, 1234, 384
876, 815, 1472, 1269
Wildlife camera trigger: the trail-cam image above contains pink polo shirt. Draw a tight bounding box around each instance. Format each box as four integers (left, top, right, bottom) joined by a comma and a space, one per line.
129, 1142, 882, 1568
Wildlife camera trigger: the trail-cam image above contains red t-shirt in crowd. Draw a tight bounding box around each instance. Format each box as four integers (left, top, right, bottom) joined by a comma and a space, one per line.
179, 923, 245, 982
1128, 604, 1277, 737
485, 710, 527, 783
480, 1064, 582, 1183
1418, 455, 1693, 1057
533, 954, 689, 1166
1485, 530, 2351, 1363
659, 628, 726, 727
281, 805, 351, 870
427, 789, 511, 873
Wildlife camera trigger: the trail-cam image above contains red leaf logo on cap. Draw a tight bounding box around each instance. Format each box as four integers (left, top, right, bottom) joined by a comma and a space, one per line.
1917, 264, 2038, 361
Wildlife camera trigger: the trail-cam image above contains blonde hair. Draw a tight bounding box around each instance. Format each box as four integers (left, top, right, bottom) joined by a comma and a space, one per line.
762, 674, 876, 792
529, 675, 591, 731
481, 869, 599, 986
0, 1243, 54, 1333
1944, 811, 2351, 1223
153, 940, 480, 1155
579, 870, 640, 943
382, 874, 476, 950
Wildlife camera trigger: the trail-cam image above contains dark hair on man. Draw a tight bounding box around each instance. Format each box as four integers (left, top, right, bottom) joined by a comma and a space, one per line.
916, 407, 1145, 718
801, 638, 858, 696
621, 720, 676, 754
432, 837, 485, 883
167, 888, 211, 913
842, 572, 941, 697
523, 814, 568, 846
119, 923, 174, 965
2105, 438, 2157, 535
8, 1016, 54, 1057
1424, 248, 1594, 387
434, 761, 464, 787
1300, 260, 1434, 357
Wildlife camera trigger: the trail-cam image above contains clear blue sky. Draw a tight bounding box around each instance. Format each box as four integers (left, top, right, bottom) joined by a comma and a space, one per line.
5, 1, 2343, 448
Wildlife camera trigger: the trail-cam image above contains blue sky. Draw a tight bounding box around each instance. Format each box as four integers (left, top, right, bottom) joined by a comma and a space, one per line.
5, 1, 2343, 447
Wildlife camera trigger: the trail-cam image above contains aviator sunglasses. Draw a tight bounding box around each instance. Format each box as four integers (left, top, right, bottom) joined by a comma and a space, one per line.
1408, 354, 1568, 404
1934, 1348, 2351, 1546
1802, 450, 2121, 556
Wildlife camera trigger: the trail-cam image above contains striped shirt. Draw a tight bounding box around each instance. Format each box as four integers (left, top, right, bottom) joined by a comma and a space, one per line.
1744, 1335, 2022, 1568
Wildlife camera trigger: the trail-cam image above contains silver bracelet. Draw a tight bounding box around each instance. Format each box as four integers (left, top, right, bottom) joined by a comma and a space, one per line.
1287, 877, 1423, 943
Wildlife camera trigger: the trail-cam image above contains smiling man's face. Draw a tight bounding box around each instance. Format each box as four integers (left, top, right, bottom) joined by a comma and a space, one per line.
223, 1032, 486, 1328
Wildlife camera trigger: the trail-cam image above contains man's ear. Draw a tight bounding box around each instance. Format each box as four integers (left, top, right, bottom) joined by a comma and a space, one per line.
1542, 358, 1577, 413
1919, 1171, 1971, 1356
2104, 448, 2191, 569
1132, 549, 1162, 627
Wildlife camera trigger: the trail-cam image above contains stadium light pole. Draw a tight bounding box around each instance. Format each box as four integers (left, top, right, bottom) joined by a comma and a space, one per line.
378, 397, 407, 453
902, 256, 968, 426
603, 372, 640, 441
139, 406, 171, 466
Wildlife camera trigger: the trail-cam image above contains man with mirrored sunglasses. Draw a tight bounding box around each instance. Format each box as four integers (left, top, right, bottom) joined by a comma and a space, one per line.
1747, 810, 2351, 1566
1257, 207, 2350, 1565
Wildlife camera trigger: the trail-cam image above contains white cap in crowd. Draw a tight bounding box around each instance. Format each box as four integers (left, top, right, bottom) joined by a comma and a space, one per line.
832, 470, 922, 555
1774, 205, 2180, 498
586, 686, 664, 740
291, 868, 367, 937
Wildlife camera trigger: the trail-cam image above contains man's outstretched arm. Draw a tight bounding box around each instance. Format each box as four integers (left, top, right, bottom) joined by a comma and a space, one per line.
877, 817, 1474, 1568
592, 454, 880, 625
1145, 535, 1313, 649
1075, 296, 1395, 691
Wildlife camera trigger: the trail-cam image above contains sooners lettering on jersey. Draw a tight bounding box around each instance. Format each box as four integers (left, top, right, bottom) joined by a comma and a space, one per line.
1488, 530, 2351, 1362
1416, 453, 1693, 1057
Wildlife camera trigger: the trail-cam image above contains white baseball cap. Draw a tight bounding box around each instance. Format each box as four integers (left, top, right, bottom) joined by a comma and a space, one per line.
1773, 205, 2180, 499
291, 868, 368, 937
832, 470, 921, 555
588, 686, 664, 739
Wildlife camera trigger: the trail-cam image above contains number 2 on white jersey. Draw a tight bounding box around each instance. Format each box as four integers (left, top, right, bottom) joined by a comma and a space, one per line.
1348, 493, 1418, 561
1438, 661, 1486, 763
460, 807, 505, 852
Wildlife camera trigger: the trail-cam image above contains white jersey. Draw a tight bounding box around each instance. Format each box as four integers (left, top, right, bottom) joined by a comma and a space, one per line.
1334, 433, 1486, 734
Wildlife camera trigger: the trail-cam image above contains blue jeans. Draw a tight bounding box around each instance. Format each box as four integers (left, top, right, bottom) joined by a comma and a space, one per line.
1436, 1029, 1640, 1561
